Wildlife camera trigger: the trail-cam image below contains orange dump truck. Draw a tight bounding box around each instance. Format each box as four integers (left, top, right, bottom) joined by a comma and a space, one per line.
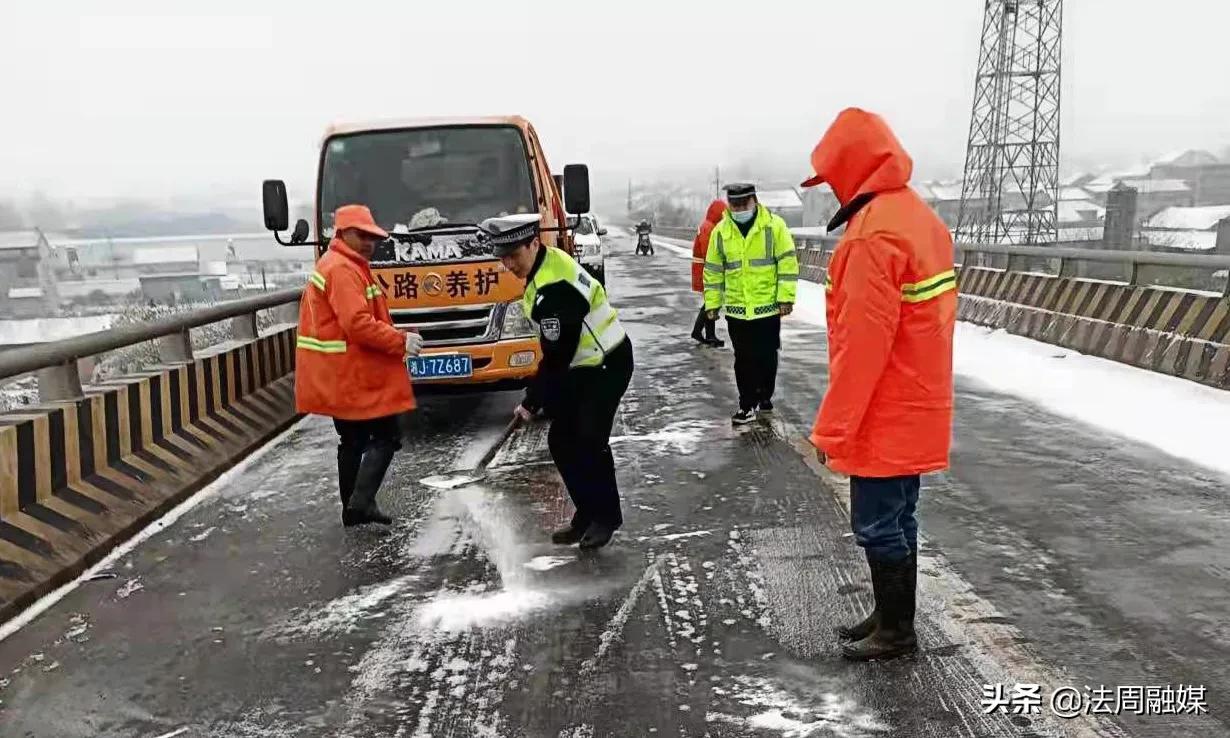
261, 115, 592, 389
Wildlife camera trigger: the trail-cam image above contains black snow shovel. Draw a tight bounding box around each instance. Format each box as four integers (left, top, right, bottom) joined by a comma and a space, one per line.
418, 415, 523, 490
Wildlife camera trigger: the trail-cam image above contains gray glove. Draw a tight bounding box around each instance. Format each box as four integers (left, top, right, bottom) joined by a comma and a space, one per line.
404, 332, 424, 358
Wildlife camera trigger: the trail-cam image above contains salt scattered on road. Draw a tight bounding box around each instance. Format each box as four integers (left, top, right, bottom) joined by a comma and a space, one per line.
524, 556, 573, 572
414, 590, 551, 632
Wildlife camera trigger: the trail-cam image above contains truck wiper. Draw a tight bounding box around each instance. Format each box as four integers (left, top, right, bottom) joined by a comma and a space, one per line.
392, 222, 479, 235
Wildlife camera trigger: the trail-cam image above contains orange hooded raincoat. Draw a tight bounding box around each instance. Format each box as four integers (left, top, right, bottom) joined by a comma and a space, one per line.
804, 108, 956, 478
295, 239, 416, 421
691, 200, 728, 293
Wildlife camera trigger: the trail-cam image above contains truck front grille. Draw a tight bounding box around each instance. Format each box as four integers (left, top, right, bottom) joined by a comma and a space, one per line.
390, 304, 496, 346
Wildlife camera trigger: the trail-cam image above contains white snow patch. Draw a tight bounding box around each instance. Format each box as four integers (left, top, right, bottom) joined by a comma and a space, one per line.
524, 555, 574, 572
707, 676, 886, 737
950, 322, 1230, 477
188, 526, 217, 542
116, 577, 144, 599
661, 529, 712, 542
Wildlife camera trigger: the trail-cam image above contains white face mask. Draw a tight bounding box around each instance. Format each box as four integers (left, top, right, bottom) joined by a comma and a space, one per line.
731, 207, 756, 224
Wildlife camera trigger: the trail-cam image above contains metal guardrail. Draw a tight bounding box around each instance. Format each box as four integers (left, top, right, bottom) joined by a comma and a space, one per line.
787, 231, 1230, 298
0, 287, 303, 403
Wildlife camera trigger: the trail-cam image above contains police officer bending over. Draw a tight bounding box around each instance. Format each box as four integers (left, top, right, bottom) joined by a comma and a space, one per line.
484, 216, 635, 550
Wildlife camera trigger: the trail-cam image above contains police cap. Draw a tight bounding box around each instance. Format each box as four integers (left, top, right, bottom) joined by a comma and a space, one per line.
723, 182, 757, 202
480, 214, 542, 256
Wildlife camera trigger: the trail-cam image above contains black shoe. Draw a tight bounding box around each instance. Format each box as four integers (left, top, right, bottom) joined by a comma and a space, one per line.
841, 556, 918, 661
579, 523, 616, 550
758, 400, 774, 414
704, 337, 725, 348
551, 525, 586, 545
731, 408, 758, 425
691, 331, 708, 345
343, 505, 393, 527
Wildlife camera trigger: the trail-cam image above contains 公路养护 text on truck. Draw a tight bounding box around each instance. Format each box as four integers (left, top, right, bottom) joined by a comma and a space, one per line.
261, 116, 596, 391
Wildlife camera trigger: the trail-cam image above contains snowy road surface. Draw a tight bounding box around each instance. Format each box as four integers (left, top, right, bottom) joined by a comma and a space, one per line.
0, 230, 1226, 737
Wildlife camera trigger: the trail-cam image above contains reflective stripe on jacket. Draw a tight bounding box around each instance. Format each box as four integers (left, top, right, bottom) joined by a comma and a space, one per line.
294, 239, 415, 420
702, 205, 799, 318
807, 108, 956, 477
522, 247, 626, 368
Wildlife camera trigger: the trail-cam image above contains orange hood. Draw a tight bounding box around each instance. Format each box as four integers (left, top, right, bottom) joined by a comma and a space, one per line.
801, 108, 913, 206
703, 199, 728, 224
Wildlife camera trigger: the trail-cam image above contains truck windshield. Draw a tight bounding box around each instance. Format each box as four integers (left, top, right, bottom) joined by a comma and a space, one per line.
319, 125, 537, 235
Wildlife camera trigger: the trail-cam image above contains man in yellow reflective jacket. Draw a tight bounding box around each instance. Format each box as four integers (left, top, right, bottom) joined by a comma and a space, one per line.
704, 183, 800, 425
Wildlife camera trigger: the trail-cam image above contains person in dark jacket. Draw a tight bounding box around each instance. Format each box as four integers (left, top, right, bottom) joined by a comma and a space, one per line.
484, 216, 635, 550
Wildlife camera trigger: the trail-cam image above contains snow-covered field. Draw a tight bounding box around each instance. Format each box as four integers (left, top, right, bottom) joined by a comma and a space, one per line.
654, 232, 1230, 478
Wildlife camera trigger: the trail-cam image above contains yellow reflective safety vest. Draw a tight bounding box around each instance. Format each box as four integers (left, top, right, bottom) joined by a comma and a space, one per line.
702, 205, 800, 318
522, 247, 627, 368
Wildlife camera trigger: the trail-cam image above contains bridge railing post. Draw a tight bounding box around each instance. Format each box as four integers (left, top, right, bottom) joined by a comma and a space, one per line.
158, 329, 194, 365
36, 360, 84, 403
232, 312, 259, 341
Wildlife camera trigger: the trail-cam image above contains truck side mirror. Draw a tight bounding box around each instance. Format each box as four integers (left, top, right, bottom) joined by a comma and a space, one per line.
563, 164, 590, 214
262, 180, 290, 232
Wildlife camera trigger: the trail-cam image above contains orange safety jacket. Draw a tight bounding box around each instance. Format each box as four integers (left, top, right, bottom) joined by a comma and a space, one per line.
806, 109, 957, 477
294, 239, 415, 421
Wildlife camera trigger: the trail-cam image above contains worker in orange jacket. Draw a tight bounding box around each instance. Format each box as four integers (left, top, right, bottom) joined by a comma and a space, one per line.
801, 108, 956, 661
690, 200, 727, 347
295, 204, 423, 527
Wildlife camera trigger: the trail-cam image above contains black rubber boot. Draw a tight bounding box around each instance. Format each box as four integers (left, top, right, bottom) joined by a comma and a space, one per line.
838, 547, 915, 641
841, 556, 917, 661
344, 443, 396, 527
838, 550, 882, 642
337, 444, 362, 516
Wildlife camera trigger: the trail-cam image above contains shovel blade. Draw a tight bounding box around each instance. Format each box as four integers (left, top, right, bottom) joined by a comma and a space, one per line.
419, 471, 486, 490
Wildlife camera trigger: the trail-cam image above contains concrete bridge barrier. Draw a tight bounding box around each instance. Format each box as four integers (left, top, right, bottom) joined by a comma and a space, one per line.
0, 291, 302, 622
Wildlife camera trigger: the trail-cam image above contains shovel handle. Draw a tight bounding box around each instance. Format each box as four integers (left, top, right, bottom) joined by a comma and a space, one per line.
475, 415, 522, 471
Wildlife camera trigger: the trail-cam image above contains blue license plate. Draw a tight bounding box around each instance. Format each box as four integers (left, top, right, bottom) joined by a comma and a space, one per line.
408, 353, 473, 380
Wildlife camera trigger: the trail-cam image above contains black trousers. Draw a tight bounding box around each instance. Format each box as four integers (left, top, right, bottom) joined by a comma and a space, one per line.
726, 315, 780, 411
547, 338, 634, 529
333, 415, 402, 505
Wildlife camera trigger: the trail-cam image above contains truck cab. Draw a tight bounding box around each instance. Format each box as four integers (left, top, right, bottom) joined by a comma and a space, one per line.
262, 115, 591, 389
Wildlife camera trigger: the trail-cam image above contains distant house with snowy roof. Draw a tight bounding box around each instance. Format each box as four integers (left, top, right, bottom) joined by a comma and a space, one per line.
1140, 205, 1230, 253
1147, 149, 1230, 206
1084, 177, 1193, 224
1056, 199, 1105, 243
755, 188, 804, 227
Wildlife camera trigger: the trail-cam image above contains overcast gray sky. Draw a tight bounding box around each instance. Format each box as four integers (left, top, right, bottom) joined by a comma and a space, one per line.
3, 0, 1228, 204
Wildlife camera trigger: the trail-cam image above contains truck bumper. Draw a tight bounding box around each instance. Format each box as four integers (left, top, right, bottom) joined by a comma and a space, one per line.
412, 337, 540, 389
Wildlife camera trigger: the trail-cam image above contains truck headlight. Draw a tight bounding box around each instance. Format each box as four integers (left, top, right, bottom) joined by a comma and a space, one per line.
501, 300, 535, 339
